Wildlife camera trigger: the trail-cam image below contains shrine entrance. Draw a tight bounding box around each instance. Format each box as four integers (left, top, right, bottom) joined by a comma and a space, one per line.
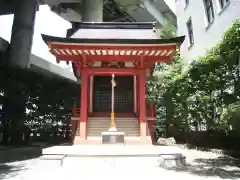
93, 76, 133, 113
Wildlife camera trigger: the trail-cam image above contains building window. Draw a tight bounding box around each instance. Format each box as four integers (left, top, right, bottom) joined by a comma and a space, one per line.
203, 0, 215, 24
219, 0, 230, 9
186, 18, 194, 46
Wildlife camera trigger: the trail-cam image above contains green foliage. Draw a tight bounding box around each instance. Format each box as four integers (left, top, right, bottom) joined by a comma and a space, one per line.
158, 14, 177, 39
148, 19, 240, 136
0, 66, 79, 144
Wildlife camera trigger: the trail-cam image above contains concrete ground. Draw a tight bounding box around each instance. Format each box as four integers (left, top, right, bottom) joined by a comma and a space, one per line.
0, 146, 240, 180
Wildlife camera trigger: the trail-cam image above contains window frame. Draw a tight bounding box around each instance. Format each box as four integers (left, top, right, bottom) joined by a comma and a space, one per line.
219, 0, 230, 9
186, 18, 194, 47
203, 0, 215, 24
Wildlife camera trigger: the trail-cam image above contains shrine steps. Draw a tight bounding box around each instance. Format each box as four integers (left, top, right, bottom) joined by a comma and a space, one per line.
73, 117, 152, 145
87, 117, 140, 137
73, 137, 152, 145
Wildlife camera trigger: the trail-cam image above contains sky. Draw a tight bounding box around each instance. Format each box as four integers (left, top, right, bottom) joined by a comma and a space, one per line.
0, 0, 176, 68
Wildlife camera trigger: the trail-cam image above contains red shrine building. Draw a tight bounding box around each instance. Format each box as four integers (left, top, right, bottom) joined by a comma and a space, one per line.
42, 22, 184, 144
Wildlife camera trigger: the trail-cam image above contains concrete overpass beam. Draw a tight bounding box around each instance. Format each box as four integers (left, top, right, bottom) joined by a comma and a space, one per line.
142, 0, 166, 26
8, 0, 38, 68
81, 0, 103, 22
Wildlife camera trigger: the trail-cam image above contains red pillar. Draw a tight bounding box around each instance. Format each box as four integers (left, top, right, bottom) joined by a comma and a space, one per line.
79, 69, 88, 140
136, 75, 139, 117
139, 71, 147, 140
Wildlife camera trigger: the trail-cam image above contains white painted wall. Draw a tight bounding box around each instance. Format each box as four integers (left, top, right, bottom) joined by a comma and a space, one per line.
176, 0, 240, 62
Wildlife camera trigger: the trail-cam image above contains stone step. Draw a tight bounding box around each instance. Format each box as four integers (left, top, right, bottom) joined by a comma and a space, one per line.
88, 121, 139, 123
88, 120, 139, 122
88, 131, 140, 136
88, 130, 140, 134
88, 121, 139, 124
88, 129, 140, 132
87, 125, 140, 127
88, 130, 139, 133
88, 128, 139, 131
87, 125, 140, 128
88, 128, 140, 132
87, 133, 140, 137
74, 138, 152, 144
87, 127, 140, 131
88, 117, 138, 119
62, 157, 161, 167
88, 128, 140, 131
88, 119, 138, 121
62, 154, 186, 168
87, 117, 140, 137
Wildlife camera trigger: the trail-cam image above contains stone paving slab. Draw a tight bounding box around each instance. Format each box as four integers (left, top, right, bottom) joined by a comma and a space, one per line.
40, 155, 65, 160
1, 147, 240, 180
63, 157, 162, 167
1, 162, 226, 180
42, 145, 185, 156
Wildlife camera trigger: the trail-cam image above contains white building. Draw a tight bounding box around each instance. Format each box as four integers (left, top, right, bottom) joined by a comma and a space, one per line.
175, 0, 240, 61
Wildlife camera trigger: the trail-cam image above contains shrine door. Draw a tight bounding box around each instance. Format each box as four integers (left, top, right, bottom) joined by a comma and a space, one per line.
93, 76, 133, 113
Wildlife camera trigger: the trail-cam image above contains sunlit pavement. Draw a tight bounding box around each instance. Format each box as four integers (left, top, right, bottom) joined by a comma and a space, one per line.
1, 149, 240, 180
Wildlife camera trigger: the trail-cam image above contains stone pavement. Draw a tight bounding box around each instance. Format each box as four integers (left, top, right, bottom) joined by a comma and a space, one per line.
42, 144, 185, 156
0, 147, 240, 180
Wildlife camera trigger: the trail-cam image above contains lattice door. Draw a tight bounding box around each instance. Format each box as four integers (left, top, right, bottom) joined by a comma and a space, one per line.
114, 76, 133, 113
93, 76, 133, 113
94, 76, 111, 112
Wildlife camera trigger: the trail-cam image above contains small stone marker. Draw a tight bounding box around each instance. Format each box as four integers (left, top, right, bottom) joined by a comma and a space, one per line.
159, 154, 186, 168
166, 137, 176, 145
157, 137, 176, 146
40, 155, 65, 166
101, 131, 124, 144
157, 138, 167, 145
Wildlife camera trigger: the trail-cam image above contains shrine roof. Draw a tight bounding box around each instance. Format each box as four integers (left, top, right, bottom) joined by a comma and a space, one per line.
41, 34, 185, 46
67, 22, 158, 39
70, 22, 155, 29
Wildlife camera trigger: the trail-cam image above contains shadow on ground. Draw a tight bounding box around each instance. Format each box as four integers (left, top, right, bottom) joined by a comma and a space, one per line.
0, 147, 41, 179
168, 156, 240, 179
0, 142, 71, 179
0, 141, 72, 164
0, 164, 28, 179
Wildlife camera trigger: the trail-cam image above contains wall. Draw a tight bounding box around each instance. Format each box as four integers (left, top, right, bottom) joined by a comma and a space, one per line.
176, 0, 240, 62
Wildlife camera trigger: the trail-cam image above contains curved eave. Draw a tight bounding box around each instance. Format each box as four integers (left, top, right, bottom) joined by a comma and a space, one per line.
41, 34, 185, 46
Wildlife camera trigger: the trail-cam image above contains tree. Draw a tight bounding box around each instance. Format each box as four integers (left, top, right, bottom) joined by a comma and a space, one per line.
0, 65, 79, 145
147, 17, 182, 138
149, 19, 240, 142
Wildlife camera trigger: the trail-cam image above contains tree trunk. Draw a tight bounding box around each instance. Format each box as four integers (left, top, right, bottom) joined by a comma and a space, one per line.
1, 97, 11, 145
164, 92, 173, 137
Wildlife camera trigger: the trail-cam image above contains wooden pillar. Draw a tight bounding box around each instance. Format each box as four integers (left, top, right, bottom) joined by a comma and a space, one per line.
79, 69, 88, 140
139, 71, 147, 140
